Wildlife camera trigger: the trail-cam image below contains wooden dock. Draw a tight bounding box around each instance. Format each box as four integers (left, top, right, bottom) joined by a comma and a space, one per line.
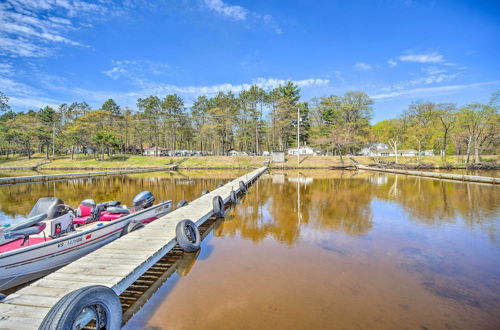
0, 166, 267, 329
0, 166, 178, 185
355, 164, 498, 184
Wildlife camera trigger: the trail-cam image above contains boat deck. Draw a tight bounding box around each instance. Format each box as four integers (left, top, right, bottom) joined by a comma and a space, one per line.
0, 167, 267, 329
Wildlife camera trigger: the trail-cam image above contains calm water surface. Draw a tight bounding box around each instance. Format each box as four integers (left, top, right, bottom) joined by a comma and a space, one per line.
124, 170, 500, 330
0, 170, 245, 225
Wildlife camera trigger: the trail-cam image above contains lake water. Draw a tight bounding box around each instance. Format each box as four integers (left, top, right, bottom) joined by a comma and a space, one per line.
1, 170, 499, 329
124, 170, 500, 330
0, 170, 244, 225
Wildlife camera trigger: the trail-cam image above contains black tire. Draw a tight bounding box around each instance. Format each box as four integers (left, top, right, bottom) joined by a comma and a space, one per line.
0, 293, 5, 302
230, 190, 238, 203
201, 189, 210, 196
176, 219, 201, 252
217, 183, 224, 188
239, 180, 247, 193
39, 285, 122, 330
212, 195, 225, 217
120, 222, 144, 237
176, 200, 188, 208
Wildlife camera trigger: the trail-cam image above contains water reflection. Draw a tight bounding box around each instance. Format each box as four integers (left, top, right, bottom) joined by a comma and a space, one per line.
0, 170, 245, 225
217, 171, 499, 245
125, 170, 499, 330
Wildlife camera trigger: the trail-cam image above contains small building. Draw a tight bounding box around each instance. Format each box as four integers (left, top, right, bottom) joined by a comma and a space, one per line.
358, 143, 390, 156
287, 146, 317, 156
143, 147, 167, 156
228, 149, 238, 156
272, 151, 285, 163
420, 150, 435, 156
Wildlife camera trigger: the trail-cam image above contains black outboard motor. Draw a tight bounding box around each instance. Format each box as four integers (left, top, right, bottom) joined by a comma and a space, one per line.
132, 191, 155, 211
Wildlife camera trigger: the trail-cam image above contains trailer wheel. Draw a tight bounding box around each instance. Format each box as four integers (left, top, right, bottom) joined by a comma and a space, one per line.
39, 285, 122, 330
176, 200, 188, 208
176, 219, 200, 252
201, 189, 210, 196
239, 181, 247, 193
212, 195, 225, 217
230, 190, 238, 203
217, 183, 224, 188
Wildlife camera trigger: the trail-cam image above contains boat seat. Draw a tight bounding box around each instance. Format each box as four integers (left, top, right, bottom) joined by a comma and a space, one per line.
72, 216, 92, 225
99, 213, 123, 221
106, 207, 130, 215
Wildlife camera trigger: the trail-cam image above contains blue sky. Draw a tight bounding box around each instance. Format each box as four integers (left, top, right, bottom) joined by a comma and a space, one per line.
1, 0, 499, 122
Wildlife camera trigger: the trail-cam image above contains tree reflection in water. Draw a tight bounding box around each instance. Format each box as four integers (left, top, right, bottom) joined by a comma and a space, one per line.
216, 170, 499, 245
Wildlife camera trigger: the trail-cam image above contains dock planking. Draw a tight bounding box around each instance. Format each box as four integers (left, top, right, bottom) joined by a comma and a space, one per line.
0, 166, 267, 328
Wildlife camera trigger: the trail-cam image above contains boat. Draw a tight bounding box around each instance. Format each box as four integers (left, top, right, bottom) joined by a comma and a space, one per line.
0, 191, 172, 291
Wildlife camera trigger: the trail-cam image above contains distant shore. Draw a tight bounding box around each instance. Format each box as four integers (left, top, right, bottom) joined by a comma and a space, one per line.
0, 154, 498, 171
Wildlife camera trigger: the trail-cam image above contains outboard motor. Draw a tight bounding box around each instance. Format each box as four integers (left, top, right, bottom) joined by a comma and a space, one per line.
132, 191, 155, 211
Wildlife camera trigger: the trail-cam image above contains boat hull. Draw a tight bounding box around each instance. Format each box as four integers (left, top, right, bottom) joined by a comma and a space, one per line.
0, 201, 171, 291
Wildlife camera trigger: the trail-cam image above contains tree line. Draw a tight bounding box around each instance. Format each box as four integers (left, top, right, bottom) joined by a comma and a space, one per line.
0, 83, 498, 163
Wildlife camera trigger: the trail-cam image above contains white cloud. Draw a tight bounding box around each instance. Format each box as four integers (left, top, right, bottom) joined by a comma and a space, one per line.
202, 0, 282, 34
371, 81, 500, 99
0, 0, 109, 57
203, 0, 247, 20
0, 63, 14, 76
399, 52, 444, 63
355, 62, 372, 70
387, 59, 397, 67
4, 72, 330, 111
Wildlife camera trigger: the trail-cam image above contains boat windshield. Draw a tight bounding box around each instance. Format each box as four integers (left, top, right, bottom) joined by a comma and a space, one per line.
28, 197, 64, 219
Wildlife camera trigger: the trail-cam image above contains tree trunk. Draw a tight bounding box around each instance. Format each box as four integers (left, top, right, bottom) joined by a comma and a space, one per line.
465, 135, 472, 164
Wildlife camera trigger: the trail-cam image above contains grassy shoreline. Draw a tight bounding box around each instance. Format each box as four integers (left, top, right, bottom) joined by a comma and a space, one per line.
0, 153, 498, 170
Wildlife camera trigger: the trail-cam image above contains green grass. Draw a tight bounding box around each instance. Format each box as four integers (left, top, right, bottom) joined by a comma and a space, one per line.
0, 153, 497, 170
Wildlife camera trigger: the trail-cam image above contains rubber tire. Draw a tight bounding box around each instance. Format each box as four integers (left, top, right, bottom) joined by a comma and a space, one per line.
176, 200, 188, 208
201, 189, 210, 196
230, 190, 238, 203
0, 293, 5, 302
239, 181, 247, 193
176, 219, 201, 252
120, 222, 144, 237
217, 183, 224, 188
212, 196, 225, 217
39, 285, 122, 330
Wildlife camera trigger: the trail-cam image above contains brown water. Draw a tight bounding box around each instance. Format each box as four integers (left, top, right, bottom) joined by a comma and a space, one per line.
124, 170, 500, 330
0, 170, 245, 225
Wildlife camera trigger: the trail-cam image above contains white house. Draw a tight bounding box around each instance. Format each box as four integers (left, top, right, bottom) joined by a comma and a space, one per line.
143, 147, 167, 156
358, 142, 390, 156
287, 146, 317, 156
358, 143, 434, 157
420, 150, 435, 156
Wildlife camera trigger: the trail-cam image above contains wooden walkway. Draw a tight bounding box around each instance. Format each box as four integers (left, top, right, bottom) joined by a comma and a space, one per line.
0, 166, 178, 185
355, 164, 498, 184
0, 166, 267, 329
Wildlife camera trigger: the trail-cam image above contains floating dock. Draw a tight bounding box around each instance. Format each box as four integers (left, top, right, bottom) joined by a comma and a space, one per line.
0, 166, 267, 329
355, 164, 498, 184
0, 166, 178, 185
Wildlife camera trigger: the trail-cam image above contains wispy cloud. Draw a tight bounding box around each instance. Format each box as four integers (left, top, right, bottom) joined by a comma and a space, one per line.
103, 60, 172, 81
203, 0, 247, 20
399, 52, 444, 63
0, 0, 109, 57
202, 0, 282, 34
387, 59, 398, 67
355, 62, 372, 70
371, 81, 500, 99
